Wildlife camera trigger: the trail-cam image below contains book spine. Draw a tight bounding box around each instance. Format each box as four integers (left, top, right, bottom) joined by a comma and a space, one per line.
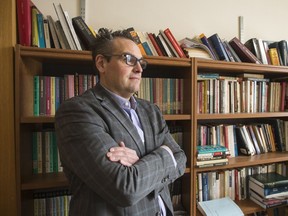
31, 6, 39, 47
72, 16, 95, 50
34, 76, 40, 116
36, 13, 46, 48
17, 0, 31, 46
199, 33, 218, 60
46, 15, 61, 49
43, 20, 51, 48
208, 34, 229, 61
148, 33, 164, 56
164, 28, 186, 58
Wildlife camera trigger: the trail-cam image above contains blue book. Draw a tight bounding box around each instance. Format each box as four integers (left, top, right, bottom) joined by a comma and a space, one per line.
36, 13, 46, 48
250, 172, 288, 188
208, 33, 230, 61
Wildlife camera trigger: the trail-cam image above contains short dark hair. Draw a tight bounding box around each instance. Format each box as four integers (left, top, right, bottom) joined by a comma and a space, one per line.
91, 28, 134, 76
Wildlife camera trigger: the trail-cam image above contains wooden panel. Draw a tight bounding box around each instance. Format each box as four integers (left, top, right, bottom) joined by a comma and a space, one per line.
0, 0, 17, 216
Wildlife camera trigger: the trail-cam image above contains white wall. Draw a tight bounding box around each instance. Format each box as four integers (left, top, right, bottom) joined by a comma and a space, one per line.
34, 0, 288, 42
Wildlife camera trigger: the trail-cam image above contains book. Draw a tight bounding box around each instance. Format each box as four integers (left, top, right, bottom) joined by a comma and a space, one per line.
196, 158, 228, 167
46, 15, 60, 49
31, 6, 39, 47
53, 3, 77, 50
208, 33, 230, 61
229, 37, 262, 64
223, 40, 242, 62
249, 189, 288, 209
72, 16, 95, 50
179, 38, 214, 59
244, 38, 261, 62
126, 27, 146, 56
17, 0, 31, 46
199, 33, 218, 60
249, 180, 288, 199
197, 197, 244, 216
63, 11, 82, 50
54, 20, 70, 49
43, 19, 51, 48
136, 31, 153, 56
268, 47, 281, 66
36, 13, 46, 48
163, 28, 186, 58
197, 145, 228, 154
277, 40, 288, 66
147, 33, 164, 56
250, 172, 288, 188
159, 29, 179, 57
157, 33, 173, 57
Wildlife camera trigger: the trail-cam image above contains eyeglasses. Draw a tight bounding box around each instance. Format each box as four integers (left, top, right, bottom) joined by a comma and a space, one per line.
104, 53, 148, 70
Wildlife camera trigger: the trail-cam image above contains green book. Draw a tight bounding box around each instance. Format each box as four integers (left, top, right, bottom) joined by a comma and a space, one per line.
33, 76, 40, 116
250, 172, 288, 188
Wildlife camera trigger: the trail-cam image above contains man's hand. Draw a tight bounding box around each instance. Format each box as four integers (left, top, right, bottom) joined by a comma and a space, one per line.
107, 141, 139, 166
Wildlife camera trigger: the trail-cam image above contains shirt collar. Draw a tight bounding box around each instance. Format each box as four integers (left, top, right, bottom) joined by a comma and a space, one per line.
100, 84, 137, 110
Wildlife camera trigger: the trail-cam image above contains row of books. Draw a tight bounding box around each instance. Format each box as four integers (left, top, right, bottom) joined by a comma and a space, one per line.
17, 1, 96, 50
196, 145, 230, 168
249, 172, 288, 209
197, 73, 288, 114
136, 78, 184, 115
197, 163, 287, 202
33, 74, 98, 116
127, 27, 186, 58
197, 120, 287, 159
33, 189, 71, 216
184, 33, 288, 66
33, 131, 63, 174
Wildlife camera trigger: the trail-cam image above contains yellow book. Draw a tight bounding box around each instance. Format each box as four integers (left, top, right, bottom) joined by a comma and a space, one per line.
269, 48, 280, 65
31, 6, 39, 47
50, 76, 55, 115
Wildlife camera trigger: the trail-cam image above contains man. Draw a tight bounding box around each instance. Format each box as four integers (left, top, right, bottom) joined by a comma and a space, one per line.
55, 28, 187, 216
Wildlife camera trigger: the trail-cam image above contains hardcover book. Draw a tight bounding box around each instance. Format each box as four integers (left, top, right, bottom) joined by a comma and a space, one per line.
229, 37, 262, 64
250, 172, 288, 188
72, 16, 96, 50
163, 28, 186, 58
208, 33, 230, 61
249, 180, 288, 199
17, 0, 31, 46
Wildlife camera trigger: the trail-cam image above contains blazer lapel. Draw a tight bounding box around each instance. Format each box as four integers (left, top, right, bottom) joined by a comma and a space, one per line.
93, 85, 146, 156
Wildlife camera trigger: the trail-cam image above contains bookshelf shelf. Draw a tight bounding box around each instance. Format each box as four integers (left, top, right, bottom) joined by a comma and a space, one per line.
197, 112, 288, 120
21, 173, 68, 190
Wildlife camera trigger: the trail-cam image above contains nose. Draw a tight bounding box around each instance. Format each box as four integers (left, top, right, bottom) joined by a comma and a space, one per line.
133, 61, 143, 73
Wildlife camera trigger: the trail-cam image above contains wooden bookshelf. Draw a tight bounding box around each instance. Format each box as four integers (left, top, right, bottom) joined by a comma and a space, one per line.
14, 45, 193, 215
15, 45, 288, 216
192, 58, 288, 216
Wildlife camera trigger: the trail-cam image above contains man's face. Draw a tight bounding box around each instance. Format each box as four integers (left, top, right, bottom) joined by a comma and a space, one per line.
98, 38, 143, 99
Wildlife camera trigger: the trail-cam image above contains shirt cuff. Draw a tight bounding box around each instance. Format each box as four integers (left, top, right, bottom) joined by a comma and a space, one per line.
160, 145, 177, 167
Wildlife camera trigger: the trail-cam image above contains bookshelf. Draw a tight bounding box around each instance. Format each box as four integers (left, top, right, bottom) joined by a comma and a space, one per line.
15, 44, 288, 216
14, 45, 193, 215
192, 58, 288, 216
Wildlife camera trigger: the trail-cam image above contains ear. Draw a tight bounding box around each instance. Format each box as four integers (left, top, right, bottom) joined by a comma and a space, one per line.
95, 54, 107, 75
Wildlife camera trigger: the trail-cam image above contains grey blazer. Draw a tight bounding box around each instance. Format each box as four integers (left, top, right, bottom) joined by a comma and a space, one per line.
55, 83, 187, 216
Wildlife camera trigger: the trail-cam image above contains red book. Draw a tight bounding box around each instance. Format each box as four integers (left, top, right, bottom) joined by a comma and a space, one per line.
163, 28, 186, 58
148, 33, 164, 56
17, 0, 31, 46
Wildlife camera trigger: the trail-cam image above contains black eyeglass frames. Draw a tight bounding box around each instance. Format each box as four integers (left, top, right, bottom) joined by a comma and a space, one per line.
103, 53, 148, 70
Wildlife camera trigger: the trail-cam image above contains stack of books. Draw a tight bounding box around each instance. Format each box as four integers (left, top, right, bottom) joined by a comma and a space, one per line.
196, 145, 230, 167
249, 172, 288, 209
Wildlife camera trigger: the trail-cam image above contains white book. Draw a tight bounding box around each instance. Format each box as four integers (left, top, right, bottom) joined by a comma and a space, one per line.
159, 29, 179, 57
197, 197, 244, 216
143, 32, 158, 56
63, 11, 82, 50
53, 3, 77, 50
157, 34, 173, 57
